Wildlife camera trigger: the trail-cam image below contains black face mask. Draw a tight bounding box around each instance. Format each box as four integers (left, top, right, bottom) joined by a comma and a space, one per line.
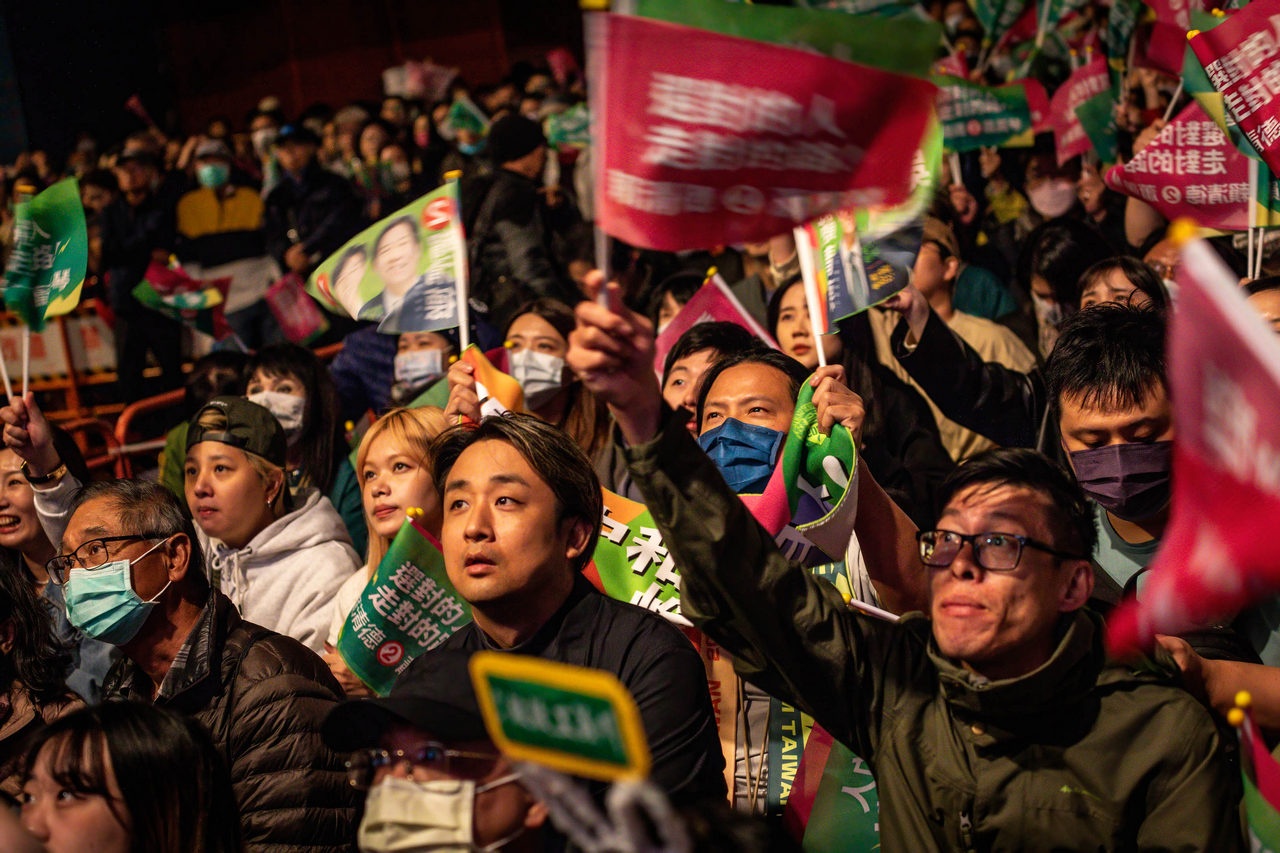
1069, 441, 1173, 521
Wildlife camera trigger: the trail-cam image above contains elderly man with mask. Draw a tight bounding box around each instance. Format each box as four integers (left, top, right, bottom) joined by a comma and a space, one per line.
568, 281, 1243, 851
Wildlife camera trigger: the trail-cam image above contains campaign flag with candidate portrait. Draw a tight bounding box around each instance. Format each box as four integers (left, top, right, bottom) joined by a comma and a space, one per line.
308, 181, 467, 336
651, 273, 777, 376
337, 514, 472, 695
794, 212, 911, 337
2, 178, 88, 331
1107, 225, 1280, 657
1188, 1, 1280, 177
586, 11, 936, 252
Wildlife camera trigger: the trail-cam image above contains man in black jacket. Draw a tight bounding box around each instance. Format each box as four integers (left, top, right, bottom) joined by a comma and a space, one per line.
415, 413, 726, 803
264, 124, 362, 279
55, 479, 358, 852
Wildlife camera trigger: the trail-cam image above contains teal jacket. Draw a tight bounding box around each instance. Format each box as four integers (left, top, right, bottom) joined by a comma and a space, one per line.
626, 418, 1243, 852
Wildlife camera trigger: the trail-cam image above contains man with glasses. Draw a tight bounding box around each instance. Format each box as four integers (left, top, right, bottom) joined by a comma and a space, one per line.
323, 649, 554, 853
55, 478, 359, 850
570, 289, 1242, 850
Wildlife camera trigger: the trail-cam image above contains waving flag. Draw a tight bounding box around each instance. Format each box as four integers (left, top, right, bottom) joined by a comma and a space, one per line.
1107, 224, 1280, 657
1049, 55, 1112, 165
587, 11, 937, 251
652, 272, 777, 375
794, 212, 911, 337
308, 181, 467, 335
936, 77, 1039, 152
337, 515, 471, 695
135, 261, 233, 341
458, 344, 525, 416
1, 178, 88, 331
1233, 694, 1280, 852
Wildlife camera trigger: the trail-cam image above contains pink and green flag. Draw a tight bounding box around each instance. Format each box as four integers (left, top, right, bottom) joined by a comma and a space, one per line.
134, 261, 234, 341
783, 724, 880, 850
2, 178, 88, 332
337, 515, 472, 695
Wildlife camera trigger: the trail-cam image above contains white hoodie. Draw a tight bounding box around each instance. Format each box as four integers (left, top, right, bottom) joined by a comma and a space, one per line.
206, 490, 360, 655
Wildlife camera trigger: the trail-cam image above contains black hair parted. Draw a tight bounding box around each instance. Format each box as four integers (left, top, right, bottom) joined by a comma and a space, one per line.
1044, 303, 1167, 414
661, 321, 760, 384
1078, 256, 1169, 312
937, 446, 1096, 558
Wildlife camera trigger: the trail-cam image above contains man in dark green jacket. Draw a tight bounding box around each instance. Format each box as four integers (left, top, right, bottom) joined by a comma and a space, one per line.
566, 282, 1243, 852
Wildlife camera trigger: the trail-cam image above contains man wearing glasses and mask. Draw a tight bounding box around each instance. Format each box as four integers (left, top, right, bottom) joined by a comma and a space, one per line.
324, 648, 552, 853
570, 290, 1243, 851
52, 479, 358, 851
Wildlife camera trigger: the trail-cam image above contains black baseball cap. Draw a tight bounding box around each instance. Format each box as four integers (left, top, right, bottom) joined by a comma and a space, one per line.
186, 396, 287, 468
275, 123, 321, 147
323, 649, 488, 752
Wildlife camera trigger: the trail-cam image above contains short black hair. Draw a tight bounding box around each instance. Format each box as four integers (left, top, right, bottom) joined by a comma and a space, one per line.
937, 447, 1096, 558
1078, 257, 1168, 312
1019, 218, 1114, 307
1044, 303, 1167, 413
1245, 275, 1280, 297
661, 321, 759, 384
695, 346, 809, 429
647, 270, 705, 329
374, 215, 420, 256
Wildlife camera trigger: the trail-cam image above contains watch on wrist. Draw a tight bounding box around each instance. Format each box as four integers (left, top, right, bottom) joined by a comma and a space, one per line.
20, 459, 66, 485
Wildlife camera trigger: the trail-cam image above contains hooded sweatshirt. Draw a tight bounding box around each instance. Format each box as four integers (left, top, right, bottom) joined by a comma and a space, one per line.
207, 490, 360, 655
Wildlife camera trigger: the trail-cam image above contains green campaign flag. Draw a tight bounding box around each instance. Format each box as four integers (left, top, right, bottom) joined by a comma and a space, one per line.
635, 0, 942, 78
935, 76, 1035, 152
972, 0, 1025, 50
1077, 88, 1119, 163
545, 102, 591, 151
1246, 775, 1280, 853
781, 380, 857, 521
1104, 0, 1141, 68
797, 735, 880, 851
1038, 0, 1089, 32
134, 261, 234, 341
590, 488, 684, 624
337, 516, 472, 695
1, 178, 88, 331
793, 0, 918, 18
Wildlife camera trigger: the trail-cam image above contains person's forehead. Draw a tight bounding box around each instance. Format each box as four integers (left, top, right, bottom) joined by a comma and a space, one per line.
507, 313, 561, 340
708, 362, 792, 401
1143, 239, 1178, 267
66, 497, 124, 541
1058, 383, 1170, 427
670, 348, 717, 375
451, 439, 548, 488
941, 482, 1055, 531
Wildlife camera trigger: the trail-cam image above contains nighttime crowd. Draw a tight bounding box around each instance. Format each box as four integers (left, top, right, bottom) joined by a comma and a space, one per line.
0, 0, 1276, 850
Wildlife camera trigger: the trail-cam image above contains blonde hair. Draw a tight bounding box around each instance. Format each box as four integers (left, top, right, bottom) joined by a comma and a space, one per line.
357, 406, 449, 575
190, 408, 289, 516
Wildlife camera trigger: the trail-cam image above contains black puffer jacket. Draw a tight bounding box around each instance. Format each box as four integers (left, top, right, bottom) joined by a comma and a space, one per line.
103, 592, 358, 852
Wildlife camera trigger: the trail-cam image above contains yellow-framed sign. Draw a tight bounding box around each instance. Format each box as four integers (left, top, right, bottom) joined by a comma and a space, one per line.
469, 652, 651, 782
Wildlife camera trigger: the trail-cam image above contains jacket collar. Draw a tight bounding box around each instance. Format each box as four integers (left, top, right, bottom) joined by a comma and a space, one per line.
112, 592, 237, 708
930, 609, 1105, 732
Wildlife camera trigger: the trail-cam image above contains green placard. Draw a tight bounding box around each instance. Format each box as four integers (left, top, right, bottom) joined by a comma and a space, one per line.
470, 653, 651, 782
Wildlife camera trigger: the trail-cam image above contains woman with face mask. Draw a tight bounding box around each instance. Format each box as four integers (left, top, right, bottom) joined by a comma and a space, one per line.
0, 553, 81, 801
389, 330, 457, 407
502, 299, 612, 462
19, 701, 242, 853
185, 397, 360, 654
1017, 218, 1114, 358
324, 406, 450, 698
245, 343, 367, 556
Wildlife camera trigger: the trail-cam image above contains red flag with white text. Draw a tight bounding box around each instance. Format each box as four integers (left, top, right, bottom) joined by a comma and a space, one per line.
586, 12, 937, 251
1107, 232, 1280, 656
1049, 56, 1112, 165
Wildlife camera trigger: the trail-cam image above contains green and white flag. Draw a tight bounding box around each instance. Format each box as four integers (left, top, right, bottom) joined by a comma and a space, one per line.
2, 178, 88, 331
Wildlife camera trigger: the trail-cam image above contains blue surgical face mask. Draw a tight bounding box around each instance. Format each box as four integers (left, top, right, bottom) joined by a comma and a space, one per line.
64, 539, 171, 646
197, 162, 231, 189
459, 139, 486, 156
697, 418, 786, 495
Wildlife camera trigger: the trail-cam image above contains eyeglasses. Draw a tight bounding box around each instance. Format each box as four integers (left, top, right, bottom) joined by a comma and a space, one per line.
344, 743, 500, 790
916, 529, 1085, 572
46, 534, 165, 586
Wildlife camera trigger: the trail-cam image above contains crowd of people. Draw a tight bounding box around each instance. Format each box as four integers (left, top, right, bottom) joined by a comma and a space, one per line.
0, 0, 1276, 850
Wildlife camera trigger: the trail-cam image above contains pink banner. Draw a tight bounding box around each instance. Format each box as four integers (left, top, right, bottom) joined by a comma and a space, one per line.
652, 274, 776, 374
1105, 101, 1252, 231
587, 12, 936, 251
1189, 3, 1280, 176
1107, 236, 1280, 656
1049, 57, 1111, 164
1022, 78, 1051, 134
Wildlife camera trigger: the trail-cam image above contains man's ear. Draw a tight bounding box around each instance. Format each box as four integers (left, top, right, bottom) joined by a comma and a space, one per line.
0, 620, 15, 656
1059, 560, 1095, 612
524, 798, 549, 830
166, 533, 193, 584
944, 256, 961, 282
562, 517, 594, 562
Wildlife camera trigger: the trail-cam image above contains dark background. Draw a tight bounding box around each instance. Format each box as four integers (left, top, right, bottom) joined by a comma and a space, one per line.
0, 0, 584, 162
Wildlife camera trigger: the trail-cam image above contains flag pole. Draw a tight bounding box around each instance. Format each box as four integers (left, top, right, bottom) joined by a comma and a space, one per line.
794, 226, 828, 369
20, 328, 29, 399
1161, 80, 1184, 124
1249, 159, 1259, 280
444, 170, 470, 352
0, 338, 15, 403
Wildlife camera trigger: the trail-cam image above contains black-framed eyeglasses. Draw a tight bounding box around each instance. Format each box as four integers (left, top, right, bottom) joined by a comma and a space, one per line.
46, 534, 165, 586
916, 529, 1086, 573
344, 743, 500, 790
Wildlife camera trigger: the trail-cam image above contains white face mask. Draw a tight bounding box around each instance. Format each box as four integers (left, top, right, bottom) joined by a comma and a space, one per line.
357, 774, 522, 853
247, 391, 306, 440
1027, 179, 1077, 219
508, 349, 566, 410
395, 349, 445, 387
252, 128, 278, 159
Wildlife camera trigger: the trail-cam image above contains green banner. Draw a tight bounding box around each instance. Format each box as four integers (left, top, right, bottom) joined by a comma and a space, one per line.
1077, 88, 1118, 164
2, 178, 88, 331
337, 517, 472, 695
592, 488, 683, 622
972, 0, 1025, 50
767, 700, 810, 813
545, 102, 591, 151
782, 380, 857, 522
134, 262, 233, 341
794, 0, 918, 18
1246, 775, 1280, 853
935, 76, 1034, 152
634, 0, 942, 79
800, 739, 880, 851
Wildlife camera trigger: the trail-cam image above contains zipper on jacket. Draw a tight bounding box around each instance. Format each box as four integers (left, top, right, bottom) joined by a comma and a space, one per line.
959, 811, 976, 853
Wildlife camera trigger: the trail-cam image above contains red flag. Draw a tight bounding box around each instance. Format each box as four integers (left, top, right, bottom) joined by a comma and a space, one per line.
1048, 56, 1112, 165
1106, 229, 1280, 656
1188, 3, 1280, 176
1140, 0, 1196, 75
586, 12, 937, 251
652, 274, 776, 374
1105, 101, 1255, 231
1022, 78, 1051, 134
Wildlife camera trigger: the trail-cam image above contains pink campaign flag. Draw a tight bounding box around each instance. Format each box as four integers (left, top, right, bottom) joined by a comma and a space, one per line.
1189, 2, 1280, 177
652, 273, 776, 374
1140, 0, 1198, 76
1049, 56, 1112, 165
1107, 228, 1280, 657
586, 12, 937, 252
1105, 101, 1255, 231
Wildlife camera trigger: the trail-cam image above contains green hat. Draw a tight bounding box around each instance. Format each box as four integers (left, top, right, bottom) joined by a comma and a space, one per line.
186, 396, 287, 468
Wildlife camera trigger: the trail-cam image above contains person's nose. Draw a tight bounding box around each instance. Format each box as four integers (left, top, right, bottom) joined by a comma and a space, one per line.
463, 503, 493, 543
21, 797, 50, 841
